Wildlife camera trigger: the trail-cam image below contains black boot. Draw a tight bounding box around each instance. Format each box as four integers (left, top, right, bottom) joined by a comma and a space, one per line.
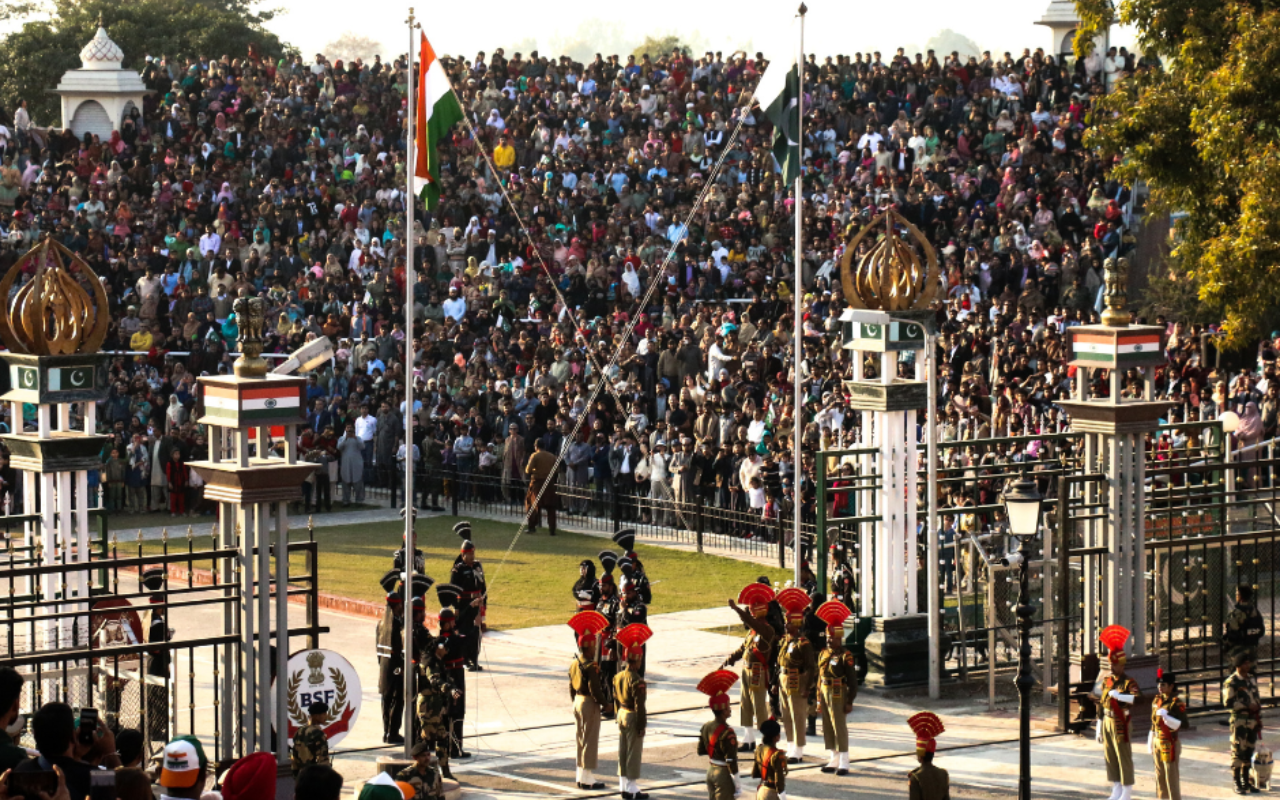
806, 716, 816, 737
1237, 766, 1250, 795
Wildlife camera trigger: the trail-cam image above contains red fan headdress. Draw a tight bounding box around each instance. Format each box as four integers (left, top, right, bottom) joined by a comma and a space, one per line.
737, 582, 776, 617
908, 711, 945, 755
615, 623, 653, 659
697, 669, 739, 711
775, 587, 811, 622
568, 610, 610, 651
1099, 624, 1130, 664
815, 600, 852, 633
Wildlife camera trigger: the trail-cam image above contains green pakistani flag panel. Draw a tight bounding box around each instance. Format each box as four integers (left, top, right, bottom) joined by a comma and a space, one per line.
757, 60, 802, 185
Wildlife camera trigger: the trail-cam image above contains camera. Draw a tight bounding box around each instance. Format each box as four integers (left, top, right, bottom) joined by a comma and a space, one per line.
1000, 551, 1025, 568
77, 708, 98, 747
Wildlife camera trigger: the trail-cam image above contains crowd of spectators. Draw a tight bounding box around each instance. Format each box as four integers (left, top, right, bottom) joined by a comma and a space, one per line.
0, 39, 1276, 537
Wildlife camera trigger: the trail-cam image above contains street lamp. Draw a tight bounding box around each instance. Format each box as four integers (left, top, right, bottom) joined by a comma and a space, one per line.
1002, 478, 1043, 800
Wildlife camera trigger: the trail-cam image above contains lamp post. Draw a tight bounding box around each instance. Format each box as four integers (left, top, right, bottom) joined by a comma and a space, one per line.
1002, 478, 1044, 800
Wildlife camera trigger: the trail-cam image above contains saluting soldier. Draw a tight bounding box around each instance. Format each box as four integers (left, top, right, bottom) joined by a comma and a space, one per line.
722, 582, 777, 754
1091, 625, 1141, 800
907, 711, 950, 800
814, 600, 856, 776
573, 559, 601, 612
437, 583, 481, 760
696, 669, 741, 800
416, 637, 461, 780
1151, 669, 1188, 800
774, 588, 816, 763
450, 522, 487, 672
597, 551, 622, 716
614, 623, 653, 800
568, 611, 609, 790
377, 569, 407, 744
751, 719, 787, 800
1224, 584, 1266, 664
1224, 650, 1263, 795
291, 701, 331, 776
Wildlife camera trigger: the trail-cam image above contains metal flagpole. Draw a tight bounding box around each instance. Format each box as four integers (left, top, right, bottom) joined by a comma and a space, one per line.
402, 9, 418, 759
793, 3, 807, 588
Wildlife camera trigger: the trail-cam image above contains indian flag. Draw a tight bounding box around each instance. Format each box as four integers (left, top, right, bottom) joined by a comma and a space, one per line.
1072, 331, 1163, 364
416, 33, 463, 210
203, 384, 302, 422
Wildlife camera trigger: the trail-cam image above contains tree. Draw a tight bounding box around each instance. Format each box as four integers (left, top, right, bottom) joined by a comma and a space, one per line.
1072, 0, 1280, 346
923, 29, 982, 60
631, 35, 691, 61
323, 32, 383, 64
0, 0, 291, 124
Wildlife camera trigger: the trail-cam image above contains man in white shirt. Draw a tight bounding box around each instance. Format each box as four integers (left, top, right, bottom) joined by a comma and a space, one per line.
442, 286, 467, 324
355, 404, 377, 474
198, 226, 221, 260
856, 124, 883, 153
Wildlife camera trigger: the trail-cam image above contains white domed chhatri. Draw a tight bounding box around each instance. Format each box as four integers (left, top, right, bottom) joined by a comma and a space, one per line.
78, 25, 125, 70
54, 17, 146, 140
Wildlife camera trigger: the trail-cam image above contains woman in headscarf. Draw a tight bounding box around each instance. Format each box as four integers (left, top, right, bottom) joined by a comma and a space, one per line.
486, 108, 505, 132
621, 262, 641, 300
216, 182, 235, 204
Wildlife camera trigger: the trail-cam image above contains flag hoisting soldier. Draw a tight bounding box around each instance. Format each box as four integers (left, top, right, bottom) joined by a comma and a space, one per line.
291, 701, 331, 776
437, 582, 480, 760
907, 711, 950, 800
1224, 650, 1263, 795
1224, 584, 1265, 664
774, 587, 816, 763
597, 550, 622, 716
377, 569, 407, 745
1150, 669, 1187, 800
614, 623, 653, 800
416, 633, 460, 781
722, 582, 777, 754
814, 600, 856, 776
751, 718, 787, 800
451, 522, 487, 671
696, 669, 741, 800
1091, 625, 1141, 800
568, 610, 610, 790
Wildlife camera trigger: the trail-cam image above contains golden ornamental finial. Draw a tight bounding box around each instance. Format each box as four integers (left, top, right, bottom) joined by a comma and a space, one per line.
0, 238, 110, 356
232, 295, 269, 377
839, 209, 939, 312
1100, 257, 1132, 327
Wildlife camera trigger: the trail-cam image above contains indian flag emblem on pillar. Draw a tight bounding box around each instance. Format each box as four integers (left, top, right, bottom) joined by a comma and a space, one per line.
1071, 330, 1165, 367
203, 383, 304, 426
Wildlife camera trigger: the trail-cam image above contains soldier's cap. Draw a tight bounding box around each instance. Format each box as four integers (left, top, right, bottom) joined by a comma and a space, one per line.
379, 569, 401, 594
438, 607, 456, 620
618, 557, 635, 575
142, 567, 167, 592
599, 550, 618, 574
308, 701, 329, 716
460, 539, 475, 553
410, 575, 435, 597
611, 528, 636, 554
436, 582, 462, 609
1157, 668, 1177, 685
412, 596, 426, 609
1233, 649, 1255, 668
454, 521, 473, 536
755, 576, 772, 587
411, 740, 434, 758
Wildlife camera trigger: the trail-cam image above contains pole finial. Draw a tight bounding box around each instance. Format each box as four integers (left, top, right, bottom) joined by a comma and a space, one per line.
798, 2, 808, 14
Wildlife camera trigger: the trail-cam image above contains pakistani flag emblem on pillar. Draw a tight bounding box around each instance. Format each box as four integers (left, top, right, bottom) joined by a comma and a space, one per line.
756, 57, 802, 184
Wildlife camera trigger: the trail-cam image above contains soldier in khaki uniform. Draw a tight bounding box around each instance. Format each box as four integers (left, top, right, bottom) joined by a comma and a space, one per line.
1090, 625, 1141, 800
696, 669, 741, 800
416, 639, 459, 780
907, 711, 950, 800
814, 600, 856, 776
1224, 651, 1263, 795
774, 588, 816, 763
722, 582, 778, 753
1224, 584, 1265, 665
1150, 670, 1187, 800
614, 623, 653, 800
751, 719, 787, 800
568, 610, 610, 790
396, 741, 444, 800
290, 701, 330, 776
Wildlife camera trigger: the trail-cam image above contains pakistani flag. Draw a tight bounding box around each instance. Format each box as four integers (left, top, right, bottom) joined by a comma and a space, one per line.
756, 56, 802, 184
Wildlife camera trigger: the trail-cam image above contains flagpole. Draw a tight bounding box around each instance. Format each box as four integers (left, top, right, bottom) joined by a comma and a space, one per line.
402, 7, 418, 761
793, 2, 806, 588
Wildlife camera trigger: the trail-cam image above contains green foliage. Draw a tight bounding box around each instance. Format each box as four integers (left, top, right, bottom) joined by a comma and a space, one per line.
1074, 0, 1280, 346
0, 0, 291, 124
631, 35, 690, 62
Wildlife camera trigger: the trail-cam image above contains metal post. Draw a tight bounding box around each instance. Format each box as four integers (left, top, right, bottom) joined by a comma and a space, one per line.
275, 500, 289, 768
1057, 475, 1071, 732
926, 328, 940, 697
792, 2, 806, 589
402, 11, 418, 760
1016, 538, 1035, 800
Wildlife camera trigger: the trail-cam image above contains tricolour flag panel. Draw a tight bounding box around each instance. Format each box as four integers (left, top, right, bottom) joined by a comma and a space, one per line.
415, 33, 464, 210
1071, 331, 1163, 364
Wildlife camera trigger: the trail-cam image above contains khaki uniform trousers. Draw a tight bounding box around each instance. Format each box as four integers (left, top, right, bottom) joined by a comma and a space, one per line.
706, 764, 735, 800
1153, 741, 1181, 800
779, 689, 808, 749
740, 667, 770, 729
617, 709, 644, 780
574, 694, 601, 770
1103, 717, 1135, 785
819, 683, 849, 752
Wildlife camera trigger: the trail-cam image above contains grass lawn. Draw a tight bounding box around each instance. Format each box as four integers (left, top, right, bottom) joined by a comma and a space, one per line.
135, 517, 790, 630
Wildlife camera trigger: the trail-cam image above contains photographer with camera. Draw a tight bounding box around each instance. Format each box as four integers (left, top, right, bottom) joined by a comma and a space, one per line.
8, 702, 117, 800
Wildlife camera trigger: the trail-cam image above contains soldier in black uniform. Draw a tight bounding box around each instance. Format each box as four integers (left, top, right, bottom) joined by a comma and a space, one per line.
801, 591, 827, 738
619, 569, 649, 677
450, 522, 487, 672
829, 542, 856, 610
142, 567, 171, 746
597, 551, 622, 716
437, 583, 481, 760
613, 530, 652, 604
574, 560, 601, 612
377, 569, 407, 744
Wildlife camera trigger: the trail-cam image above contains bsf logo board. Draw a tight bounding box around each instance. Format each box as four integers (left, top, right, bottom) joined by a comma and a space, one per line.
272, 649, 363, 746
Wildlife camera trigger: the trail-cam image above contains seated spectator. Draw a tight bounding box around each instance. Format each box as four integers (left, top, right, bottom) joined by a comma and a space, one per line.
296, 764, 344, 800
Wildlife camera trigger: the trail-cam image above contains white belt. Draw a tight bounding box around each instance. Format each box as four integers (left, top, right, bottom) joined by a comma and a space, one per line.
709, 760, 729, 767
